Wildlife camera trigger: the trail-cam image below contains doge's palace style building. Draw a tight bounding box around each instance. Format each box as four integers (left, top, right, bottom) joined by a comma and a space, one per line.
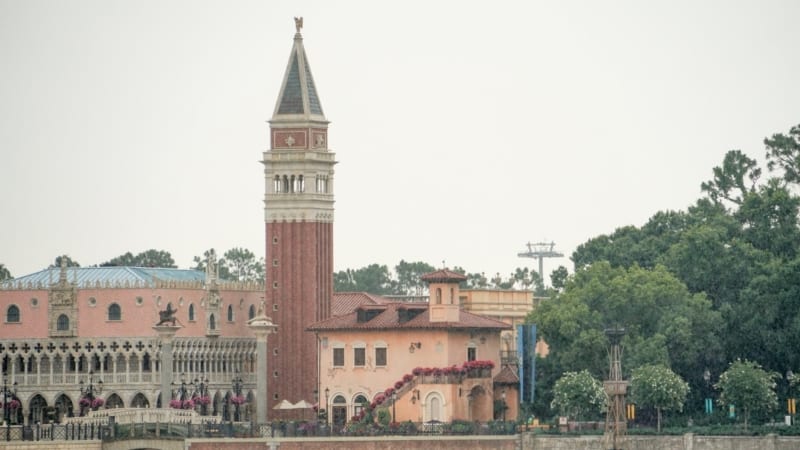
0, 258, 262, 424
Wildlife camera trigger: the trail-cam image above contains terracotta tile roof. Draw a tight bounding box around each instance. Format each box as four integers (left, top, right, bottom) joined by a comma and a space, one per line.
309, 302, 511, 332
493, 365, 520, 384
420, 269, 467, 283
332, 292, 393, 316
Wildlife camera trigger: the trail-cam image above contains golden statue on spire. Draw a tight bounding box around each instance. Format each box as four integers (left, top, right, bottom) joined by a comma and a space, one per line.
294, 16, 303, 33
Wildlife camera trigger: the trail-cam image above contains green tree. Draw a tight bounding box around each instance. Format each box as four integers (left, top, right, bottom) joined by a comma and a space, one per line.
333, 264, 395, 295
630, 364, 689, 432
0, 263, 11, 281
715, 359, 778, 429
394, 260, 434, 295
529, 262, 723, 386
223, 247, 265, 282
700, 149, 761, 207
50, 255, 80, 268
102, 249, 176, 268
764, 123, 800, 185
727, 257, 800, 374
550, 266, 569, 291
736, 179, 800, 259
193, 248, 232, 280
550, 370, 607, 420
512, 267, 531, 289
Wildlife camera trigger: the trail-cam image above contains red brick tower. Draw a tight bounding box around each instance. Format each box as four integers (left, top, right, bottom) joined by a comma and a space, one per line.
263, 18, 335, 418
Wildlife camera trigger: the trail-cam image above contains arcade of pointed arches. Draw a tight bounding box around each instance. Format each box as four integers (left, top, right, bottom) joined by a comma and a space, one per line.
0, 337, 257, 425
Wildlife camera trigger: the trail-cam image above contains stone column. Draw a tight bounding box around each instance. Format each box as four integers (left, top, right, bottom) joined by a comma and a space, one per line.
248, 310, 277, 424
153, 325, 182, 408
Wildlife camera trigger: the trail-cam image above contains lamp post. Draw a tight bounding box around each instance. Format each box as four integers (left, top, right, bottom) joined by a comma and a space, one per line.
787, 370, 795, 425
325, 387, 330, 426
79, 370, 103, 416
501, 388, 507, 422
193, 375, 208, 415
231, 373, 243, 422
2, 373, 17, 441
392, 390, 397, 424
172, 372, 189, 408
703, 369, 713, 416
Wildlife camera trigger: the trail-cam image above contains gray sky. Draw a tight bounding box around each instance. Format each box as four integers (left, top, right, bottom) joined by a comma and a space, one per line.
2, 0, 799, 282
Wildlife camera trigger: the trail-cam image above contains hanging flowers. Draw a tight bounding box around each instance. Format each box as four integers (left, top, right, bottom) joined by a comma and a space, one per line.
230, 395, 246, 405
195, 395, 211, 406
91, 398, 105, 409
169, 399, 183, 409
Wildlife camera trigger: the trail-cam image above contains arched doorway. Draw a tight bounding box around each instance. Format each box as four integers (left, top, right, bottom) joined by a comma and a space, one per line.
54, 394, 74, 423
468, 385, 490, 422
212, 391, 223, 417
106, 393, 124, 409
245, 391, 255, 421
29, 394, 47, 425
424, 392, 444, 422
331, 395, 347, 428
131, 393, 149, 408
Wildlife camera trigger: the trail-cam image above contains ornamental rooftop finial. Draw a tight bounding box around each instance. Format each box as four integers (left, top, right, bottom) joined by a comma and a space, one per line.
294, 16, 303, 34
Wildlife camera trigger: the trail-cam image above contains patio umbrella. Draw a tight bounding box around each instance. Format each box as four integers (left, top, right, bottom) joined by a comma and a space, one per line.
273, 399, 293, 410
291, 400, 315, 420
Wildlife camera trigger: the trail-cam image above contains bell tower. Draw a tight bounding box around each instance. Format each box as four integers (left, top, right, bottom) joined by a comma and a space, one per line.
263, 18, 335, 417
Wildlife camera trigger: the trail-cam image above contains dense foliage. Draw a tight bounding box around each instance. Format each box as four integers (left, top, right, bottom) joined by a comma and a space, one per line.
530, 123, 800, 425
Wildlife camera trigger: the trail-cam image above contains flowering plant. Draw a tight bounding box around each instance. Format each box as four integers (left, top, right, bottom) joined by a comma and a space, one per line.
412, 367, 423, 376
79, 398, 91, 407
169, 399, 183, 409
394, 380, 404, 390
402, 373, 414, 383
91, 398, 104, 409
2, 399, 21, 410
230, 395, 246, 405
195, 395, 211, 406
182, 399, 195, 409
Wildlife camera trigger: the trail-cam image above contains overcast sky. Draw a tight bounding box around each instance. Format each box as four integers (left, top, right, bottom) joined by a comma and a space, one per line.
2, 1, 799, 282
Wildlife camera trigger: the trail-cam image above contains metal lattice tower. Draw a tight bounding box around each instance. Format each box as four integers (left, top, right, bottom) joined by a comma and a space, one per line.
517, 241, 563, 282
604, 328, 629, 450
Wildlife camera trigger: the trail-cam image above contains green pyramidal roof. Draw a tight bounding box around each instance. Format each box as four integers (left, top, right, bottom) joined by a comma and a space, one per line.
272, 29, 325, 120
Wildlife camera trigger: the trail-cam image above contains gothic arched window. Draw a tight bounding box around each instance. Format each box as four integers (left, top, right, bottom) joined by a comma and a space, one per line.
57, 314, 69, 331
189, 303, 195, 321
248, 305, 256, 320
108, 303, 121, 321
6, 305, 20, 323
227, 305, 234, 322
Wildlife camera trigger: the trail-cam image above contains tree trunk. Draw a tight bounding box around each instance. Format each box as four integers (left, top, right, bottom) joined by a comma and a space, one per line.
657, 407, 662, 433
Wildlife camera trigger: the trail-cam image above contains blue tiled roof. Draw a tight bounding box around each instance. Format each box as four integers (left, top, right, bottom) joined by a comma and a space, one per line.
3, 267, 205, 288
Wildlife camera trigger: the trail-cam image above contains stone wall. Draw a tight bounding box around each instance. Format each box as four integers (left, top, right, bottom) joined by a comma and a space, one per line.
0, 443, 101, 450
4, 433, 800, 450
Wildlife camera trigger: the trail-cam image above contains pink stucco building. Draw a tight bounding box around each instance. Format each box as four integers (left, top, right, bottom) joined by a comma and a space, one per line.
310, 270, 518, 427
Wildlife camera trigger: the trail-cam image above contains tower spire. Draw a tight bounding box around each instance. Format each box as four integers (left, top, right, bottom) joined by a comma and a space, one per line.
272, 17, 325, 122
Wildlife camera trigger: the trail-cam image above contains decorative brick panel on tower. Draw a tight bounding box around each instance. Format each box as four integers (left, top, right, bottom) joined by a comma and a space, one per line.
263, 19, 335, 418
